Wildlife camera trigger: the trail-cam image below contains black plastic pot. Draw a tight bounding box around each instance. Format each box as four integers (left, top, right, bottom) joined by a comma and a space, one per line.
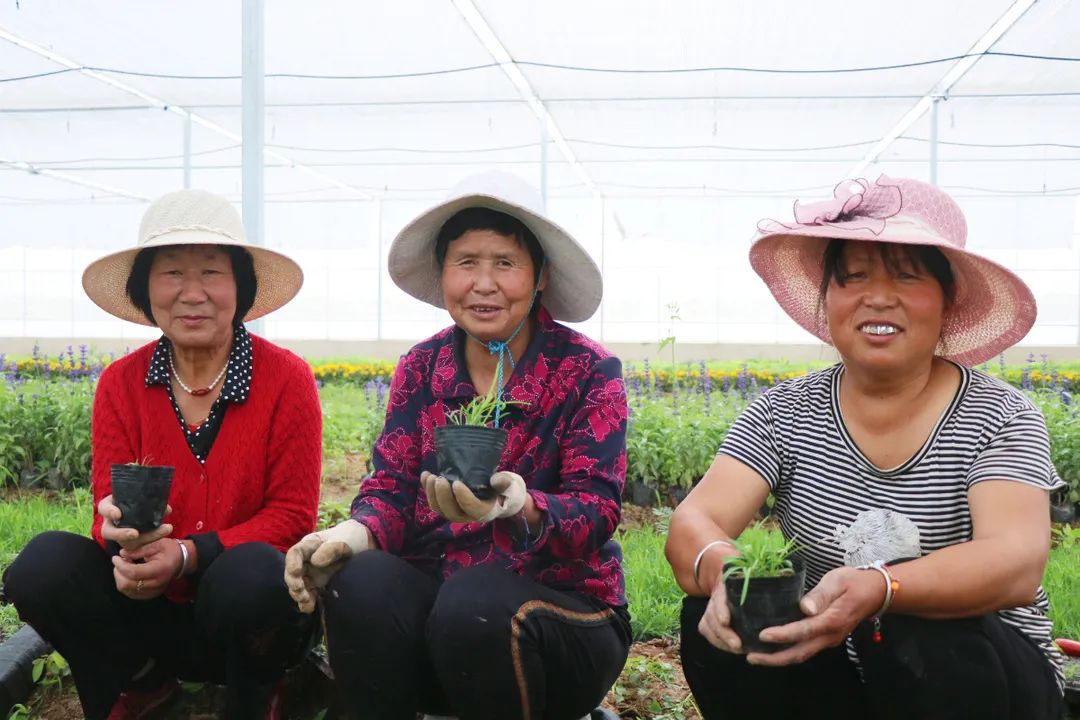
0, 625, 50, 716
1051, 501, 1076, 524
625, 480, 658, 507
110, 464, 174, 533
725, 555, 806, 654
433, 426, 507, 500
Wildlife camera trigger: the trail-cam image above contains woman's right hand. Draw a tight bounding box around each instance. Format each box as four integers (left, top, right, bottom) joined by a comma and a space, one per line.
284, 520, 373, 614
97, 494, 173, 551
699, 575, 744, 654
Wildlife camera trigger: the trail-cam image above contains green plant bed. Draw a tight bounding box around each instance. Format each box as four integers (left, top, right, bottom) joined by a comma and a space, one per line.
0, 488, 92, 572
1047, 526, 1080, 642
0, 488, 91, 642
0, 379, 93, 490
620, 527, 682, 640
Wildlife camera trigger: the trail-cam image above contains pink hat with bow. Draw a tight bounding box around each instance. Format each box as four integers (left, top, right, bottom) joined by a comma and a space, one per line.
749, 175, 1036, 366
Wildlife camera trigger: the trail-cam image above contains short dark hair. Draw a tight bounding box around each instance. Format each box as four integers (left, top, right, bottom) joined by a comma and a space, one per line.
434, 207, 546, 285
819, 239, 956, 307
125, 244, 257, 326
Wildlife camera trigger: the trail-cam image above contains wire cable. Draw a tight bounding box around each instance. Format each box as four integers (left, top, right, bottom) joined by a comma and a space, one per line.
2, 51, 1078, 84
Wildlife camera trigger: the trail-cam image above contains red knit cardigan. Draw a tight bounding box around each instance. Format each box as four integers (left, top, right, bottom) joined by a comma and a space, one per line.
90, 333, 322, 600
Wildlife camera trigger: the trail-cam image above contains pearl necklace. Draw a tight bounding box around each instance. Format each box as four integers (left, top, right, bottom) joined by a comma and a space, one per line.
169, 352, 228, 397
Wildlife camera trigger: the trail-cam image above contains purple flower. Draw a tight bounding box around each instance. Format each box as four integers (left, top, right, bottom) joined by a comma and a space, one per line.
736, 364, 749, 399
699, 361, 711, 413
643, 359, 653, 400
630, 372, 642, 404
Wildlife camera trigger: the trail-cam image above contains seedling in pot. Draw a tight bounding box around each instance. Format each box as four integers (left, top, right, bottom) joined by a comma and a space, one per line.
435, 386, 527, 499
722, 522, 802, 605
110, 460, 175, 533
722, 522, 806, 654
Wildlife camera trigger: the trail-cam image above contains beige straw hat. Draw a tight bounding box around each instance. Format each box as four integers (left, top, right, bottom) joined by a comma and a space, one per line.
82, 189, 303, 326
388, 172, 602, 323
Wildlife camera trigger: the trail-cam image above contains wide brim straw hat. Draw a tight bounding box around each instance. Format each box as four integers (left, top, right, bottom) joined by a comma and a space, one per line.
82, 189, 303, 326
388, 171, 602, 323
749, 175, 1036, 366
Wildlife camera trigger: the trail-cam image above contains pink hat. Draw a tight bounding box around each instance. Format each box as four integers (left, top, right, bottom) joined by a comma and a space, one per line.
749, 176, 1036, 366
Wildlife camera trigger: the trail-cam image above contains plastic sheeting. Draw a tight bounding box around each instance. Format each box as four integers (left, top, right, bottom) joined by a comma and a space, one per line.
0, 1, 1077, 344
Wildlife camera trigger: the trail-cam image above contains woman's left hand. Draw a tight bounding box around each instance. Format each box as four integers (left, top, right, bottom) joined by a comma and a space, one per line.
746, 566, 886, 667
422, 470, 527, 523
111, 537, 183, 600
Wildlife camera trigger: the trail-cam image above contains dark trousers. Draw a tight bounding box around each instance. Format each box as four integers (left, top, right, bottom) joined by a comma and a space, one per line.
680, 596, 1064, 720
3, 531, 316, 720
322, 551, 632, 720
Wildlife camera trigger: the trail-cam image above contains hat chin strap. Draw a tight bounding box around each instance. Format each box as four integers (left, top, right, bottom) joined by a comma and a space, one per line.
462, 259, 546, 428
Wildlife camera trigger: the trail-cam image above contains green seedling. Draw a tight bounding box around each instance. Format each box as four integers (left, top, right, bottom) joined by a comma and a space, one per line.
446, 384, 525, 427
722, 522, 801, 605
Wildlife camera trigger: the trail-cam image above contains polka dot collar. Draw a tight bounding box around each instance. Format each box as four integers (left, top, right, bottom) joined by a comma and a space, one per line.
146, 324, 253, 404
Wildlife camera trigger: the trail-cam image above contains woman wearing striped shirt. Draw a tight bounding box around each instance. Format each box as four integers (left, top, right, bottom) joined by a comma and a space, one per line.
666, 177, 1064, 719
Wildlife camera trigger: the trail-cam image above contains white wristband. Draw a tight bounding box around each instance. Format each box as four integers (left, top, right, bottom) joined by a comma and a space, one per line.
692, 539, 734, 592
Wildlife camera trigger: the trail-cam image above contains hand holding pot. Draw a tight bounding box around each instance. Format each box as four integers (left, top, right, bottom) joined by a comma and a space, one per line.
111, 537, 182, 600
747, 566, 886, 667
98, 494, 173, 551
699, 574, 745, 654
284, 520, 374, 614
422, 470, 526, 524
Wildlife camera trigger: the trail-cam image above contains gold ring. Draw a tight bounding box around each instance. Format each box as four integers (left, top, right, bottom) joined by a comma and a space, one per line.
136, 579, 144, 594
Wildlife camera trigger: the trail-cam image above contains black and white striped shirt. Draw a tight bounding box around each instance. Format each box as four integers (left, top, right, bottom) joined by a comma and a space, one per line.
720, 363, 1065, 689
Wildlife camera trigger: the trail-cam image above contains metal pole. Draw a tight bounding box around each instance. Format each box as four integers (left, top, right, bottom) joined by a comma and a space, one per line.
599, 198, 606, 343
242, 0, 265, 335
929, 97, 940, 186
540, 123, 549, 212
22, 245, 27, 337
374, 199, 384, 340
182, 114, 192, 189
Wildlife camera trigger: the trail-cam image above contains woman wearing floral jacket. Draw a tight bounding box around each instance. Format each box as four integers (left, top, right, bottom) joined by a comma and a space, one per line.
285, 172, 630, 720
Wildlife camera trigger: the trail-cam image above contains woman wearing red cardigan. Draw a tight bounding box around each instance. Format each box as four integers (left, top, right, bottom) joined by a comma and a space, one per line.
3, 190, 321, 720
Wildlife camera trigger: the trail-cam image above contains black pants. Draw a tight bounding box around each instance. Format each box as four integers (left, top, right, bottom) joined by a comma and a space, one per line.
322, 551, 632, 720
3, 531, 316, 720
680, 596, 1064, 720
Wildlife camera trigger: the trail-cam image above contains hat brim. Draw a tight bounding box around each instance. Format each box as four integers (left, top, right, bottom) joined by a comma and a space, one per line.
749, 227, 1037, 366
388, 193, 602, 323
82, 231, 304, 326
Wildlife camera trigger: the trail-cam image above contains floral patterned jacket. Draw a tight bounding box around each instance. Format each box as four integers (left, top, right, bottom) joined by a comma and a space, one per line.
351, 308, 628, 607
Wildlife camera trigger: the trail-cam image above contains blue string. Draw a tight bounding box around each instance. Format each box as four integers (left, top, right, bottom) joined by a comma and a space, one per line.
463, 259, 546, 428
